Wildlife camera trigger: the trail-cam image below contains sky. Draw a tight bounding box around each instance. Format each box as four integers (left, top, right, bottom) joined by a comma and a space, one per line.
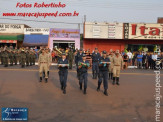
0, 0, 163, 32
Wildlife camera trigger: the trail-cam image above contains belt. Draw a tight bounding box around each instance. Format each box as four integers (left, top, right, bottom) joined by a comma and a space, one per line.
41, 62, 47, 63
114, 65, 120, 66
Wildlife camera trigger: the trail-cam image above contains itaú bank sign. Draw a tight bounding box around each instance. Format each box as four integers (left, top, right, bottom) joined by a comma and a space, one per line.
124, 23, 163, 40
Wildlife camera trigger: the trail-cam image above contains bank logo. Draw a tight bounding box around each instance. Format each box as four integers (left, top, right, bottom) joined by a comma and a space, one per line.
1, 108, 28, 121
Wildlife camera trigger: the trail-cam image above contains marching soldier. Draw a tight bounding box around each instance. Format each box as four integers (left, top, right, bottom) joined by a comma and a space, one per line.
9, 50, 14, 66
97, 51, 110, 96
108, 51, 114, 80
20, 49, 26, 68
91, 48, 100, 79
26, 50, 30, 66
112, 50, 123, 85
3, 49, 9, 67
31, 50, 36, 65
58, 53, 69, 94
0, 49, 4, 65
78, 54, 90, 94
75, 49, 84, 80
14, 50, 19, 65
45, 48, 52, 77
38, 49, 49, 83
68, 48, 74, 69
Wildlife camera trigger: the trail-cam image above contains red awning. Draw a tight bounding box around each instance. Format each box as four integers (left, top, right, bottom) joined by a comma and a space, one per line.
0, 40, 17, 43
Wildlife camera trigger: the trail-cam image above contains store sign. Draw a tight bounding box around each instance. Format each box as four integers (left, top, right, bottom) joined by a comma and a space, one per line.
123, 23, 129, 39
0, 40, 17, 43
108, 23, 123, 39
84, 22, 123, 39
49, 28, 80, 38
0, 24, 24, 33
24, 28, 49, 35
128, 23, 163, 40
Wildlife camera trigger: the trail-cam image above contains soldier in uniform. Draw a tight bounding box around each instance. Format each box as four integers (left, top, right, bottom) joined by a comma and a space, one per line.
0, 49, 4, 65
58, 53, 69, 94
26, 50, 30, 66
32, 50, 36, 65
20, 49, 26, 68
9, 50, 14, 66
108, 51, 114, 80
14, 50, 19, 65
45, 48, 52, 77
3, 49, 9, 67
97, 51, 110, 96
75, 49, 84, 80
68, 48, 74, 69
91, 48, 100, 79
78, 54, 90, 94
112, 50, 123, 85
38, 49, 49, 83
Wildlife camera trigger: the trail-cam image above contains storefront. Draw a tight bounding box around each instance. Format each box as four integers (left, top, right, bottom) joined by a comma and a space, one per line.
123, 23, 163, 52
0, 23, 30, 48
83, 22, 124, 52
84, 22, 163, 52
23, 28, 49, 47
48, 28, 80, 50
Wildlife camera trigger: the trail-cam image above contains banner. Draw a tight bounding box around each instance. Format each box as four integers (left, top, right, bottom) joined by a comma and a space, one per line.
24, 28, 49, 35
84, 22, 123, 39
128, 23, 163, 40
0, 24, 24, 33
49, 28, 80, 38
0, 40, 17, 43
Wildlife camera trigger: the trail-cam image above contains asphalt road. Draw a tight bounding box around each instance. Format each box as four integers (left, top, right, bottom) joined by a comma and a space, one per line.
0, 65, 162, 122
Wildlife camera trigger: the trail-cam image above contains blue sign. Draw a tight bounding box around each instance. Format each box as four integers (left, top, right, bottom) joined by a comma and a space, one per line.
1, 108, 28, 121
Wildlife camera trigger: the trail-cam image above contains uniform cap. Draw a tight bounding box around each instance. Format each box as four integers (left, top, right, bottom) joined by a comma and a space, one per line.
103, 51, 107, 54
82, 54, 86, 57
79, 49, 83, 51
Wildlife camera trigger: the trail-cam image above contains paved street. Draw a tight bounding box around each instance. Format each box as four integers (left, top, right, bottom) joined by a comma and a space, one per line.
0, 65, 162, 122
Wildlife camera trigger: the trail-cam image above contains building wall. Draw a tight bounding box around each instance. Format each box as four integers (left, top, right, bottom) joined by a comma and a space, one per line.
83, 39, 163, 52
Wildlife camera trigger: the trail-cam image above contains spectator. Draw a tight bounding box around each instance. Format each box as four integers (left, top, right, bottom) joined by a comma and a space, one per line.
127, 50, 133, 66
152, 52, 158, 69
123, 53, 128, 69
137, 52, 143, 69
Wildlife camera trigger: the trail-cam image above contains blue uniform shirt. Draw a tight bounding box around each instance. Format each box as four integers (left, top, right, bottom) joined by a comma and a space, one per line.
58, 58, 69, 70
99, 57, 110, 71
91, 52, 100, 62
78, 60, 90, 73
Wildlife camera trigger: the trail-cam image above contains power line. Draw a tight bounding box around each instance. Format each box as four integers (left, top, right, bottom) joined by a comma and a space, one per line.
0, 17, 83, 25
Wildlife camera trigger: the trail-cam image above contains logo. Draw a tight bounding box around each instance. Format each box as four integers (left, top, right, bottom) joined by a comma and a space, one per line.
2, 108, 28, 121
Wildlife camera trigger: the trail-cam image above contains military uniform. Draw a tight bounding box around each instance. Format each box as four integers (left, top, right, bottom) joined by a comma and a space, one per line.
26, 51, 30, 66
38, 50, 49, 83
47, 51, 52, 76
20, 50, 26, 68
68, 49, 74, 69
14, 50, 19, 65
58, 54, 69, 94
9, 50, 14, 66
75, 50, 84, 80
3, 50, 9, 67
108, 54, 114, 80
112, 51, 123, 85
91, 50, 100, 79
97, 51, 110, 96
78, 54, 90, 94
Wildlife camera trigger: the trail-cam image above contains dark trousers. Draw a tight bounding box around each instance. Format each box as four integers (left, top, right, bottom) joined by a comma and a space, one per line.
98, 70, 108, 90
58, 70, 68, 88
92, 62, 99, 74
79, 72, 88, 89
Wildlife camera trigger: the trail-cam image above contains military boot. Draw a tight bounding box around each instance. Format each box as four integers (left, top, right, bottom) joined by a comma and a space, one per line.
80, 83, 82, 90
45, 78, 48, 83
104, 89, 108, 96
97, 82, 101, 91
116, 77, 120, 85
84, 88, 87, 94
112, 77, 115, 85
63, 87, 66, 94
40, 77, 42, 82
